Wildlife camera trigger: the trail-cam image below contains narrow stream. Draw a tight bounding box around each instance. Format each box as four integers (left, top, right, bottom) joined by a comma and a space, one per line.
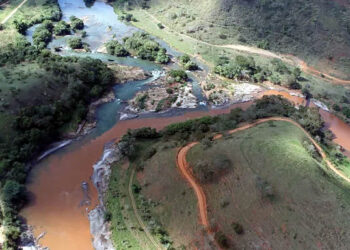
21, 0, 350, 249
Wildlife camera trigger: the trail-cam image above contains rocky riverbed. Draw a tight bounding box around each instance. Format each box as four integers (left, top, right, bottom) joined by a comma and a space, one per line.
89, 143, 123, 250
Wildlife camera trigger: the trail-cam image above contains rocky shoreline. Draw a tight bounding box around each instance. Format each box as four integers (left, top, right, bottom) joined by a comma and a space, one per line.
64, 66, 151, 138
89, 143, 123, 250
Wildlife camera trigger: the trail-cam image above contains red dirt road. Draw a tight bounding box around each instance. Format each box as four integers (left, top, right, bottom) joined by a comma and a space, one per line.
176, 117, 350, 237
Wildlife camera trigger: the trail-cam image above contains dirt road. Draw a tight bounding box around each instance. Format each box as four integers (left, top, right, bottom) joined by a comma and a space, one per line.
141, 10, 350, 85
1, 0, 28, 24
176, 117, 350, 233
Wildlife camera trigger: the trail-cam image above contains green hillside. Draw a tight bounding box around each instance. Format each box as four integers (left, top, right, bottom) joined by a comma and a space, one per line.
126, 0, 350, 79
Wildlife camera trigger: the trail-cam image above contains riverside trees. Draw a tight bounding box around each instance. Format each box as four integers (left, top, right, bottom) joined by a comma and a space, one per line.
0, 41, 114, 248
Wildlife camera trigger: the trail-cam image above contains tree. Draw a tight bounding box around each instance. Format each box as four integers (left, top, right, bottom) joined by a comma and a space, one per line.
13, 20, 28, 34
33, 25, 52, 48
155, 49, 170, 64
53, 21, 71, 36
68, 37, 83, 49
70, 16, 84, 31
292, 67, 302, 79
1, 180, 26, 212
179, 54, 191, 64
169, 70, 188, 82
83, 0, 96, 7
105, 40, 129, 57
184, 61, 198, 71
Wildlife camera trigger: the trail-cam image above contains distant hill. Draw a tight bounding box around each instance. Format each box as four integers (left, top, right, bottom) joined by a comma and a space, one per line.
138, 0, 350, 79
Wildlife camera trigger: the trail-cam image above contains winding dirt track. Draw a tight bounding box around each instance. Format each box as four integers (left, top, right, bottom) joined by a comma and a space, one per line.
176, 117, 350, 232
1, 0, 28, 24
142, 10, 350, 85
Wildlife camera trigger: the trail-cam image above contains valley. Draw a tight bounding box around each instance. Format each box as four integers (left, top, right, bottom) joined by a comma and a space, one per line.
0, 0, 349, 249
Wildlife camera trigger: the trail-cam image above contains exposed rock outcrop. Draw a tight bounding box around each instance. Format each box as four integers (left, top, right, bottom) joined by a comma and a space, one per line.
89, 143, 123, 250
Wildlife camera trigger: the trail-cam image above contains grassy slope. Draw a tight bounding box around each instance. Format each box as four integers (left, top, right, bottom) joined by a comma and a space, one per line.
0, 0, 23, 22
143, 0, 350, 80
106, 139, 200, 249
187, 121, 350, 249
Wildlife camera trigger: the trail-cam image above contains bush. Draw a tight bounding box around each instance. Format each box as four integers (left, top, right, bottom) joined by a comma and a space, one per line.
125, 13, 133, 22
169, 70, 188, 82
105, 40, 129, 57
13, 20, 28, 34
193, 154, 231, 183
53, 21, 71, 36
33, 25, 52, 48
214, 231, 230, 248
123, 32, 169, 63
232, 222, 244, 234
70, 16, 84, 31
179, 54, 191, 64
184, 61, 198, 71
68, 37, 83, 49
155, 48, 170, 64
83, 0, 96, 7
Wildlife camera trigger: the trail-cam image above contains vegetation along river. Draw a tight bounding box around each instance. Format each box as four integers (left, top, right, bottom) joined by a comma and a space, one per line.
20, 0, 350, 249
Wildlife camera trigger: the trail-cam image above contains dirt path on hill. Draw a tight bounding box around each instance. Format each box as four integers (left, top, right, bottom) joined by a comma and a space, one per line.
1, 0, 28, 24
128, 169, 163, 250
141, 10, 350, 85
176, 117, 350, 235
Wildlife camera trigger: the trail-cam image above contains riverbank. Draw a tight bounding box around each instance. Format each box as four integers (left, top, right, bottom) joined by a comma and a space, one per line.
63, 65, 151, 139
89, 142, 122, 250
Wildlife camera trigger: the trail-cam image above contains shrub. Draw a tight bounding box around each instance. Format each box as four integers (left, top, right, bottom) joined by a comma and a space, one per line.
232, 222, 244, 234
123, 32, 169, 63
155, 49, 170, 64
125, 13, 133, 22
169, 70, 188, 82
184, 61, 198, 71
68, 37, 83, 49
70, 16, 84, 31
53, 21, 71, 36
179, 54, 191, 64
33, 25, 52, 48
105, 40, 129, 57
214, 231, 230, 248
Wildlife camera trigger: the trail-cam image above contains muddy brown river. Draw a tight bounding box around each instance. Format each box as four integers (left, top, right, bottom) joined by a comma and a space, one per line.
21, 96, 350, 249
20, 0, 350, 248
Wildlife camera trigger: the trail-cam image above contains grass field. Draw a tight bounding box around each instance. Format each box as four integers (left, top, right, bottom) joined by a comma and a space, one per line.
186, 121, 350, 249
0, 0, 23, 22
106, 139, 201, 249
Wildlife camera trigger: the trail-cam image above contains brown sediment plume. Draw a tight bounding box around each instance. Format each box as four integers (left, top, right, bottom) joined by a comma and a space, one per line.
21, 92, 350, 249
21, 103, 250, 250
